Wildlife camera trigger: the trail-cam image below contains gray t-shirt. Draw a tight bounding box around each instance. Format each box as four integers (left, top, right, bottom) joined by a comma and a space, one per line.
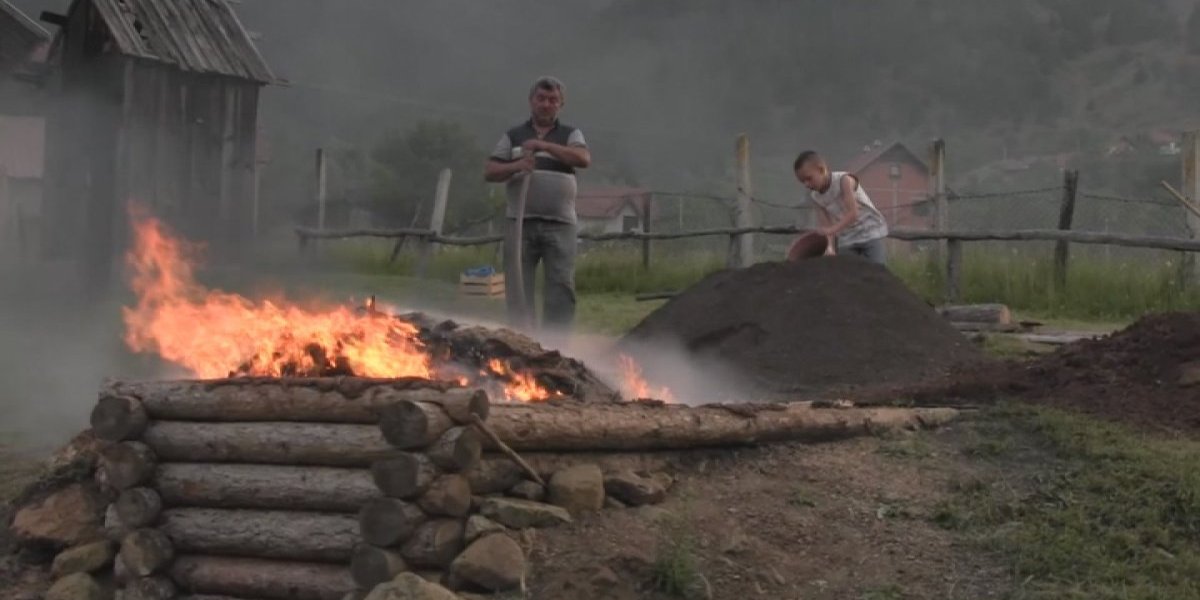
808, 171, 889, 247
489, 120, 587, 224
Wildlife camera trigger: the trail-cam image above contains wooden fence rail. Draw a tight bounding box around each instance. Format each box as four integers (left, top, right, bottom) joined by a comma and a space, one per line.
296, 224, 1200, 253
297, 222, 1200, 304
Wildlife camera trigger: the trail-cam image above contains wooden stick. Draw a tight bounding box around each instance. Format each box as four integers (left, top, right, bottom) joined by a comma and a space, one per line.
1161, 180, 1200, 221
470, 414, 545, 487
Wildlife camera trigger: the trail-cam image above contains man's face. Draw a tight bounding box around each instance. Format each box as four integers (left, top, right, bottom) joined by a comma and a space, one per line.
529, 87, 564, 125
795, 161, 829, 191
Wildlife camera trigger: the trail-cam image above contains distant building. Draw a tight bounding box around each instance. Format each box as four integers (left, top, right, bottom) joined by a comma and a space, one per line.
576, 186, 653, 234
36, 0, 275, 285
844, 141, 932, 229
0, 0, 50, 260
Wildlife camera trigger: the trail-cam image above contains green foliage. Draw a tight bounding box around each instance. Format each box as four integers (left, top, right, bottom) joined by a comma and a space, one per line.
653, 506, 705, 598
366, 119, 492, 229
940, 407, 1200, 599
890, 249, 1200, 321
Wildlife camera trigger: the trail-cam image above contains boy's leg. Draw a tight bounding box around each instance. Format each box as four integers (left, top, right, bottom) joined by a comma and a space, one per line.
848, 238, 887, 265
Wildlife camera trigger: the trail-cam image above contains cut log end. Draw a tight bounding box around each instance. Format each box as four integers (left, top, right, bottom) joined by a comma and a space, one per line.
371, 453, 438, 500
350, 545, 409, 589
91, 395, 148, 442
115, 488, 162, 529
439, 388, 491, 424
119, 529, 175, 577
380, 401, 454, 449
426, 427, 482, 472
358, 498, 427, 547
99, 442, 156, 490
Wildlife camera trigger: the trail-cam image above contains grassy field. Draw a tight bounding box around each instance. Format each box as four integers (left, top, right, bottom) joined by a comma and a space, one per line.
330, 241, 1199, 327
936, 406, 1200, 599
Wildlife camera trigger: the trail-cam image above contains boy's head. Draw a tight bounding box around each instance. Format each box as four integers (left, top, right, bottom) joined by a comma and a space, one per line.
793, 151, 831, 192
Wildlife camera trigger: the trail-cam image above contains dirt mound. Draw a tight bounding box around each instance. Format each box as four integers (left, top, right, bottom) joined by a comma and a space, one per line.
622, 258, 979, 393
925, 313, 1200, 434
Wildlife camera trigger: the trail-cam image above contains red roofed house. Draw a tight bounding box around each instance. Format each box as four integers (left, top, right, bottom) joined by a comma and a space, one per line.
845, 141, 932, 230
576, 186, 652, 233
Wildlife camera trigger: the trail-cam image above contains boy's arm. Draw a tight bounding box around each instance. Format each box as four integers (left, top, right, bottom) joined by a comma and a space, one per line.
818, 175, 861, 237
813, 203, 837, 256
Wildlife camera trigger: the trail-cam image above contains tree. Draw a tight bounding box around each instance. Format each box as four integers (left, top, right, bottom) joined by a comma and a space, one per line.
366, 120, 491, 230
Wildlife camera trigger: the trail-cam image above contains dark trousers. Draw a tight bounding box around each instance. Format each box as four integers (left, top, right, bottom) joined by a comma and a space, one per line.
504, 218, 577, 330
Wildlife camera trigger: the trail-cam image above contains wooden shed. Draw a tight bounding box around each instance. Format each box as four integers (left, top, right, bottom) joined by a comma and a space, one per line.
38, 0, 274, 284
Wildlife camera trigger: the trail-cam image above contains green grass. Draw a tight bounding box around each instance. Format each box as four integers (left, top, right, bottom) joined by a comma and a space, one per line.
652, 495, 707, 598
890, 249, 1200, 322
330, 241, 1200, 327
937, 406, 1200, 599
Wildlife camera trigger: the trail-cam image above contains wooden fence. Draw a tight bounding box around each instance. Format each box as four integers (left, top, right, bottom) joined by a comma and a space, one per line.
296, 133, 1200, 302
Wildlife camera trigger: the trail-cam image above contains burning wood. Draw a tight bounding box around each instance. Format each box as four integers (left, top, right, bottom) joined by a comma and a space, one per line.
119, 212, 622, 403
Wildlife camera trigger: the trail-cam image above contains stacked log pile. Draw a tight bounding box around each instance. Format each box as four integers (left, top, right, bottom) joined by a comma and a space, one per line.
27, 377, 959, 600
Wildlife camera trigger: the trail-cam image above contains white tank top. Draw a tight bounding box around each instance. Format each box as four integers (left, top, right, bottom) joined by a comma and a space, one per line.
808, 171, 889, 246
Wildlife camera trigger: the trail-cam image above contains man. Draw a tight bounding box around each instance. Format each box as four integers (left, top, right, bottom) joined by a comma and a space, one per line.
793, 150, 888, 265
484, 76, 591, 330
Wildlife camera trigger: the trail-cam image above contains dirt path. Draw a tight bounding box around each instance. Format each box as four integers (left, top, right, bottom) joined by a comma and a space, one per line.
527, 426, 1009, 600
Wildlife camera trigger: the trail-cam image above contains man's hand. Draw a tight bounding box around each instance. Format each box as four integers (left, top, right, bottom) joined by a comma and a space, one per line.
520, 139, 545, 155
817, 226, 837, 238
514, 153, 536, 174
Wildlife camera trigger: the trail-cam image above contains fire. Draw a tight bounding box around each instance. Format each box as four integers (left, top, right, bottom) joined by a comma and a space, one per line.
485, 359, 560, 402
122, 213, 431, 379
618, 354, 674, 402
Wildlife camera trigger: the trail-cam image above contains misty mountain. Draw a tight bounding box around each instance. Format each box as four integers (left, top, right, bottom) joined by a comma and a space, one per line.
10, 0, 1200, 207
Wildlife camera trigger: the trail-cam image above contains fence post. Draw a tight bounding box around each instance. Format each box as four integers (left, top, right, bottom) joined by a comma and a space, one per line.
310, 148, 327, 259
642, 193, 654, 270
945, 238, 962, 303
416, 168, 452, 279
930, 139, 947, 259
1053, 169, 1080, 288
729, 133, 754, 268
1184, 131, 1200, 283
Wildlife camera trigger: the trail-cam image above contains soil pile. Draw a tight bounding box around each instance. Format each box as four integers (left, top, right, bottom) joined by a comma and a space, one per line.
622, 258, 979, 393
930, 312, 1200, 434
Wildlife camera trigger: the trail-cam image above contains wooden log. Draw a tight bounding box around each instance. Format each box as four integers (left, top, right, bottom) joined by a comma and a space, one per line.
426, 427, 482, 472
358, 498, 427, 547
484, 402, 962, 451
170, 555, 354, 600
99, 442, 156, 490
143, 422, 391, 467
938, 304, 1013, 325
119, 529, 175, 577
400, 520, 465, 569
124, 576, 176, 600
416, 475, 471, 518
464, 458, 524, 495
115, 488, 162, 529
140, 404, 958, 458
350, 545, 408, 589
90, 396, 148, 442
159, 508, 358, 562
371, 453, 438, 499
108, 379, 488, 425
379, 401, 454, 449
155, 463, 378, 512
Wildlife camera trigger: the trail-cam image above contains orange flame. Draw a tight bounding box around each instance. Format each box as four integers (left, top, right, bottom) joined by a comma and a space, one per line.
618, 354, 674, 402
122, 214, 431, 379
486, 359, 559, 402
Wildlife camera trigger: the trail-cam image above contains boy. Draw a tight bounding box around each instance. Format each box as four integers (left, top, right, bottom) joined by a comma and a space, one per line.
793, 150, 888, 265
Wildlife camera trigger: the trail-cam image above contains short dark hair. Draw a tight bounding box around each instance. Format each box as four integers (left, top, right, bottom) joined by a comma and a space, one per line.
793, 150, 823, 171
529, 76, 566, 100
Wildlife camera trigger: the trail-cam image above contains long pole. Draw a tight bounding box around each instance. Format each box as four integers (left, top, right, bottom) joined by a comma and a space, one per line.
315, 148, 327, 256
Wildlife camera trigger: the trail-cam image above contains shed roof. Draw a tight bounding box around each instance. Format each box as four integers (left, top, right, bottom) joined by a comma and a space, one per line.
1, 0, 50, 69
85, 0, 274, 84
